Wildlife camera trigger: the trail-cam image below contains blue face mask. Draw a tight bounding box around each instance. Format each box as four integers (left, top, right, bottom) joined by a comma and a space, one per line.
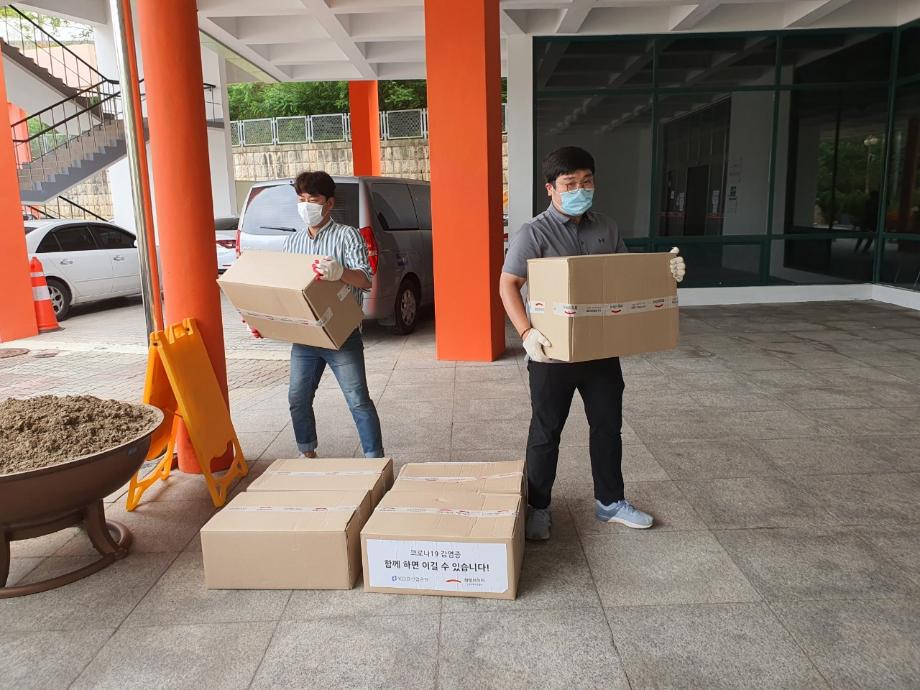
559, 188, 594, 216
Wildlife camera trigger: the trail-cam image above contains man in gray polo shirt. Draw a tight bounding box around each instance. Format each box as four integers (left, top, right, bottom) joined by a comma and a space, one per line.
500, 146, 686, 541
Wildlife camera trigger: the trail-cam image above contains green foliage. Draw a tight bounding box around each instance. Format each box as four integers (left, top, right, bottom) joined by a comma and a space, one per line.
814, 135, 885, 226
228, 78, 506, 120
0, 7, 94, 43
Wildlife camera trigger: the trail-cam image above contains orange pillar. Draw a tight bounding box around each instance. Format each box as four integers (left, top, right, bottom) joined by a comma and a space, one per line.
0, 62, 39, 342
349, 81, 381, 176
136, 0, 229, 472
424, 0, 504, 361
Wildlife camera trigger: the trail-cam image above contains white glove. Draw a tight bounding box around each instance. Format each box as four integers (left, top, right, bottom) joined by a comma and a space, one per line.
669, 247, 686, 283
523, 327, 553, 363
313, 256, 344, 282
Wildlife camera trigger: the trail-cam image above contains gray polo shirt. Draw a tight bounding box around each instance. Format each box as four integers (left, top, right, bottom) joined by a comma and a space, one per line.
502, 203, 627, 279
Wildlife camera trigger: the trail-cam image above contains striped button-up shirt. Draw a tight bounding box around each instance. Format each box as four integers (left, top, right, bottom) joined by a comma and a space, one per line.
282, 218, 372, 306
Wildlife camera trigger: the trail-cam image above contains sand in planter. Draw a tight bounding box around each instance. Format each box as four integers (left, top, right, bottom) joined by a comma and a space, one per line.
0, 395, 160, 475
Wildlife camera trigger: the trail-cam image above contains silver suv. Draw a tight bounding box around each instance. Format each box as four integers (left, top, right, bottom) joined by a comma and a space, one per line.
237, 176, 433, 334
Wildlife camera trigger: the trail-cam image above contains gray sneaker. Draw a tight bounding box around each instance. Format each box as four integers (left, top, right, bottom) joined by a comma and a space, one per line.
595, 499, 653, 529
525, 505, 552, 541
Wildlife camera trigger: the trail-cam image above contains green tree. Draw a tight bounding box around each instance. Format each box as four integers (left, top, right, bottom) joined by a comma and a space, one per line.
228, 78, 505, 120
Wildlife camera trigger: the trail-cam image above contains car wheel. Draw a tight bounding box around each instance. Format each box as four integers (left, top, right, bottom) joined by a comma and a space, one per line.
46, 277, 72, 321
393, 278, 420, 335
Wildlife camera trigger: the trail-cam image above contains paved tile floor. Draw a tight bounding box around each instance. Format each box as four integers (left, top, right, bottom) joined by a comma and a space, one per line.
1, 297, 919, 689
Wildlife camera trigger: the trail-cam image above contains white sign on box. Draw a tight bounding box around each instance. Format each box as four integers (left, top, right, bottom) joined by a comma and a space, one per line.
365, 539, 509, 593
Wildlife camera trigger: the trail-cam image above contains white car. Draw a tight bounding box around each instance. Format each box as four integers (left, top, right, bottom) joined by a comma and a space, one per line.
24, 219, 141, 320
215, 216, 239, 273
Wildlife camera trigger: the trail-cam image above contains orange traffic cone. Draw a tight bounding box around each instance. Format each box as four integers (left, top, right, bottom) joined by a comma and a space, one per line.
30, 257, 61, 332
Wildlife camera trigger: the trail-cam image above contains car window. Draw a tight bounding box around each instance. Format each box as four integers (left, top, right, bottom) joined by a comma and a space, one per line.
241, 182, 360, 235
52, 225, 97, 252
371, 183, 419, 231
241, 184, 305, 235
329, 183, 359, 227
409, 184, 431, 230
215, 217, 239, 231
90, 225, 135, 250
36, 232, 60, 253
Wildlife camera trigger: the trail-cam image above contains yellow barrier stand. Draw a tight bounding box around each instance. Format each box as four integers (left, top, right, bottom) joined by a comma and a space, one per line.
127, 318, 248, 510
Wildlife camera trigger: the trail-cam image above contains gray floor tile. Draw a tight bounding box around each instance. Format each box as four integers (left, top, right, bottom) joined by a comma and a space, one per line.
5, 557, 42, 587
449, 448, 526, 463
123, 552, 289, 627
567, 481, 707, 534
675, 476, 837, 529
606, 603, 827, 689
748, 437, 899, 476
451, 419, 529, 451
71, 621, 274, 690
0, 628, 114, 690
780, 387, 877, 409
442, 542, 600, 613
855, 527, 920, 583
439, 608, 629, 690
454, 365, 523, 382
715, 528, 918, 601
582, 531, 760, 606
251, 616, 439, 690
804, 407, 920, 435
689, 388, 789, 411
627, 410, 728, 440
797, 473, 920, 526
452, 396, 531, 421
773, 599, 920, 689
454, 379, 528, 401
718, 408, 839, 439
386, 367, 454, 386
56, 499, 217, 556
647, 438, 781, 479
0, 553, 175, 632
853, 434, 920, 471
8, 527, 79, 558
284, 585, 440, 621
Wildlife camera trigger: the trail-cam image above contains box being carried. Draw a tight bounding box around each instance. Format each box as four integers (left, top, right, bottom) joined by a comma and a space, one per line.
393, 460, 525, 496
361, 490, 524, 600
218, 249, 363, 349
527, 252, 679, 362
200, 490, 372, 589
247, 457, 394, 507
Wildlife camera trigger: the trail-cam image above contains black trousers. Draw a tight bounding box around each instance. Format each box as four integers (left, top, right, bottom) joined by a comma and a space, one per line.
526, 357, 625, 509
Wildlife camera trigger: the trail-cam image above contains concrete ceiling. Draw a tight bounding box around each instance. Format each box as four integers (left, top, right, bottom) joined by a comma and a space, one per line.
15, 0, 920, 84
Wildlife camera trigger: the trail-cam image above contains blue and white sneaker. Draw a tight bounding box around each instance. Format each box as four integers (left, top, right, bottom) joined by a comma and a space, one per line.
595, 499, 654, 529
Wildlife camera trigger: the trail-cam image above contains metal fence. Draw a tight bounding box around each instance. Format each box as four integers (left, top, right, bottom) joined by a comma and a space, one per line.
231, 105, 506, 146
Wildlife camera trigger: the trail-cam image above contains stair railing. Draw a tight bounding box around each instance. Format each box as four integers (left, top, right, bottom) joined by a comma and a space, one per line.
0, 5, 107, 91
11, 79, 126, 192
23, 194, 108, 221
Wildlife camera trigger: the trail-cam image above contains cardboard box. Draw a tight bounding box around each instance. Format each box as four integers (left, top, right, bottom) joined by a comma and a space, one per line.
200, 489, 371, 589
361, 490, 524, 599
527, 252, 679, 362
393, 460, 525, 496
218, 249, 363, 349
247, 457, 394, 507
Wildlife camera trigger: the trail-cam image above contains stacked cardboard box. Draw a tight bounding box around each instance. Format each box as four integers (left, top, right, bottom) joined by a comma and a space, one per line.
201, 458, 393, 589
361, 460, 526, 600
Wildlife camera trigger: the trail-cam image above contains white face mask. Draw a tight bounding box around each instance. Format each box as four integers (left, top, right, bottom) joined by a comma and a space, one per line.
297, 201, 325, 227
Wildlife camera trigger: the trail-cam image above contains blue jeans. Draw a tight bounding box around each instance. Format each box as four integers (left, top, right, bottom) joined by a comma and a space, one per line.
288, 331, 384, 458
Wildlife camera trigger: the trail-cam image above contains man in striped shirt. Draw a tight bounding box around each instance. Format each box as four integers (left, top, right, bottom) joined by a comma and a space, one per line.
280, 170, 384, 458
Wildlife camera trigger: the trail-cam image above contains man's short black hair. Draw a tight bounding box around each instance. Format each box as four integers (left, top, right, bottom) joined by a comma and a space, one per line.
542, 146, 595, 185
294, 170, 335, 199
